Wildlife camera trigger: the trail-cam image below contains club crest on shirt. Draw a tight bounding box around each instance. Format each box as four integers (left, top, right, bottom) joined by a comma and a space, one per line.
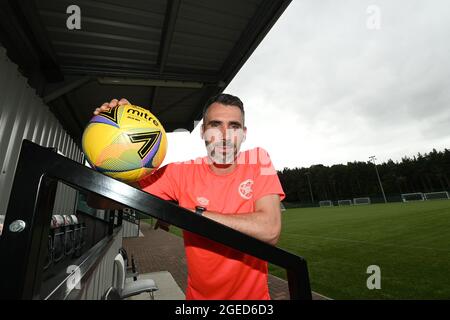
238, 179, 254, 200
196, 196, 209, 206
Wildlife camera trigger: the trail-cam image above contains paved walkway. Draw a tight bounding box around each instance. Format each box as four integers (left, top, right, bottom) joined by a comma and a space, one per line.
123, 222, 328, 300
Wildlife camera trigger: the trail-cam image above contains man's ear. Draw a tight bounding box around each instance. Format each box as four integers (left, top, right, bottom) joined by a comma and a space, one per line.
242, 126, 247, 142
200, 124, 205, 140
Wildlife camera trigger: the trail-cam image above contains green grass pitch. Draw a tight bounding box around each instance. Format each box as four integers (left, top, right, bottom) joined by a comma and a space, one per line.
270, 200, 450, 299
145, 200, 450, 299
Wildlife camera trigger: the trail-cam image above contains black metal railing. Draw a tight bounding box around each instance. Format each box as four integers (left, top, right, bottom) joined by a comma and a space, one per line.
0, 140, 312, 300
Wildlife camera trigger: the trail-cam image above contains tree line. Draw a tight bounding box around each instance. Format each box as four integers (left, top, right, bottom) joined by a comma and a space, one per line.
278, 148, 450, 205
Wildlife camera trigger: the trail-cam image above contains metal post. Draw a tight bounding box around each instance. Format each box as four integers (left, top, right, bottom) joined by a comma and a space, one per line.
369, 156, 387, 203
305, 172, 314, 204
107, 210, 115, 235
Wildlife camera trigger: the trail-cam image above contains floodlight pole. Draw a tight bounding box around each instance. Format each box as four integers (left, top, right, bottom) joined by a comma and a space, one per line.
305, 172, 314, 204
369, 156, 387, 203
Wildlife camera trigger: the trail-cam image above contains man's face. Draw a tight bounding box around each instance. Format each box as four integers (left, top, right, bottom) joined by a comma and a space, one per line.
201, 102, 247, 165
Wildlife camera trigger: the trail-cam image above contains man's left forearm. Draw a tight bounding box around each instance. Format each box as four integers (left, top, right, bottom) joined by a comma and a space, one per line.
202, 210, 281, 245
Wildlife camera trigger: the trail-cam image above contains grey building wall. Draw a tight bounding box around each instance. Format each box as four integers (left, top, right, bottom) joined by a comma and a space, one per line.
0, 46, 83, 216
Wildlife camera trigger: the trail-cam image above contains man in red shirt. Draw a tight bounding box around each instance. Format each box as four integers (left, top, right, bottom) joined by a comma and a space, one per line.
93, 94, 285, 299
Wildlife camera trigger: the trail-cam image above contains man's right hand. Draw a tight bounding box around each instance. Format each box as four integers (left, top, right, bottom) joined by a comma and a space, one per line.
94, 98, 130, 115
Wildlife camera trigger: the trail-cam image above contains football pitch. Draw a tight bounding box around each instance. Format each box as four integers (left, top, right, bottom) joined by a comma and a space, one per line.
270, 200, 450, 299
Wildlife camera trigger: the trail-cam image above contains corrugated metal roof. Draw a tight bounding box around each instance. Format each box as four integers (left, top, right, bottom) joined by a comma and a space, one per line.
0, 0, 291, 145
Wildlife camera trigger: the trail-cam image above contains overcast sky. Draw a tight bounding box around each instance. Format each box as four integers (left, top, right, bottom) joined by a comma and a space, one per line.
162, 0, 450, 170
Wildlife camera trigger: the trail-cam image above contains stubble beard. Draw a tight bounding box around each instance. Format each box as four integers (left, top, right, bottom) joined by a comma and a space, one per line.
206, 142, 238, 165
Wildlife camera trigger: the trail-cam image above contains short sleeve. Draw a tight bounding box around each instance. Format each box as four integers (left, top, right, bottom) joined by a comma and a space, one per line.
138, 163, 180, 201
252, 148, 286, 202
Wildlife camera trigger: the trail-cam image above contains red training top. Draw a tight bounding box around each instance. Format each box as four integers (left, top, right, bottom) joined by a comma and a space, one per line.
138, 147, 285, 300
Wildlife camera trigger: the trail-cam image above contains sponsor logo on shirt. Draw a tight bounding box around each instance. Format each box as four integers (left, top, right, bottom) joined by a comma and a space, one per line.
238, 179, 254, 200
196, 196, 209, 206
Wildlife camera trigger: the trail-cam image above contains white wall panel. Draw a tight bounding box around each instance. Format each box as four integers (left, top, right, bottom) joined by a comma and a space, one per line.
0, 47, 83, 216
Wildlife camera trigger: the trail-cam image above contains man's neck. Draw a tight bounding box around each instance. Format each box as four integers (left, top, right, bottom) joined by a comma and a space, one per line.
209, 162, 237, 176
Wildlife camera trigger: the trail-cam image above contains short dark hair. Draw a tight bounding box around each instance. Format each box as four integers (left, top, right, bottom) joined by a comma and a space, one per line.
202, 93, 245, 122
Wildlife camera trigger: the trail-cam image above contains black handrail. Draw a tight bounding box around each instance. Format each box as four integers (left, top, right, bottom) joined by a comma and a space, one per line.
0, 140, 312, 300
